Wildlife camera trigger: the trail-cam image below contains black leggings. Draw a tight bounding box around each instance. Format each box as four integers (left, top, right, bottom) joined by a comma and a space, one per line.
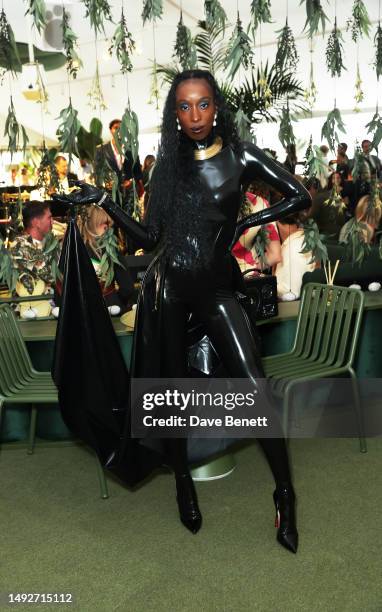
162, 272, 292, 485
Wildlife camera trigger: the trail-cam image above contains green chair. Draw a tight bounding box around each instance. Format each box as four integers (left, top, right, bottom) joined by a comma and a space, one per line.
263, 283, 366, 452
0, 303, 109, 498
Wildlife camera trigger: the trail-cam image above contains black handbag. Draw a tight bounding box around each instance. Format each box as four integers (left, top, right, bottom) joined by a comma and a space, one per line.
240, 269, 278, 321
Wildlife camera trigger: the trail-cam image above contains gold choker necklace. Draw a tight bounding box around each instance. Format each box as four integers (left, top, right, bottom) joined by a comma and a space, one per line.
194, 136, 223, 161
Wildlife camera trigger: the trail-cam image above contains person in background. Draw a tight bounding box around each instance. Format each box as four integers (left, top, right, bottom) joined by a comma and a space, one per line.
360, 139, 382, 180
55, 155, 77, 194
232, 192, 281, 275
339, 195, 382, 245
275, 213, 316, 300
77, 206, 135, 314
10, 202, 59, 317
142, 154, 156, 215
318, 145, 332, 190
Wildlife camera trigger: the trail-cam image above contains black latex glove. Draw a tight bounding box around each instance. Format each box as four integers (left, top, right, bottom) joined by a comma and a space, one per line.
52, 182, 106, 206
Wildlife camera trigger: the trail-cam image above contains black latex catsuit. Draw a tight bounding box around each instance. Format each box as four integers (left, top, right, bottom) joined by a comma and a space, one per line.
97, 138, 312, 484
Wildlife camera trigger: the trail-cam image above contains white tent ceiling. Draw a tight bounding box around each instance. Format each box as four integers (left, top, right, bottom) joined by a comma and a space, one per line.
1, 0, 381, 159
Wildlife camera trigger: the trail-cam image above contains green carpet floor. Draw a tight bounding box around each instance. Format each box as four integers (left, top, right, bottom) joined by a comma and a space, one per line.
1, 438, 381, 612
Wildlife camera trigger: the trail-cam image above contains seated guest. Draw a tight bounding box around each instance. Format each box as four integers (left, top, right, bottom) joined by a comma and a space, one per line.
10, 202, 60, 317
55, 155, 77, 194
275, 213, 316, 300
318, 145, 333, 189
312, 172, 347, 238
339, 195, 382, 245
232, 192, 281, 275
77, 205, 135, 313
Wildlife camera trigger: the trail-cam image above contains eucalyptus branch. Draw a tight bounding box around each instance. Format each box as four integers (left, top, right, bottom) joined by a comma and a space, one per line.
204, 0, 227, 34
321, 107, 346, 152
253, 226, 271, 270
374, 22, 382, 80
275, 19, 299, 74
326, 18, 346, 78
300, 0, 328, 38
278, 103, 296, 150
4, 97, 29, 158
303, 137, 327, 179
62, 7, 82, 79
0, 9, 22, 78
346, 0, 371, 43
109, 8, 135, 74
25, 0, 47, 34
235, 108, 254, 143
225, 12, 254, 80
301, 218, 328, 266
142, 0, 163, 25
87, 64, 107, 111
56, 100, 82, 164
97, 228, 123, 288
173, 12, 197, 70
36, 148, 60, 193
341, 218, 371, 265
366, 110, 382, 150
82, 0, 113, 35
115, 105, 139, 164
250, 0, 272, 33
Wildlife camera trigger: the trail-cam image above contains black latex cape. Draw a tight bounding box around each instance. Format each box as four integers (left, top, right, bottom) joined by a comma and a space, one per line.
52, 141, 311, 487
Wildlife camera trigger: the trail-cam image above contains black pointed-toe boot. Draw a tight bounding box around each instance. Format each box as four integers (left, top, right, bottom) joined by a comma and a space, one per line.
176, 474, 202, 534
273, 485, 298, 554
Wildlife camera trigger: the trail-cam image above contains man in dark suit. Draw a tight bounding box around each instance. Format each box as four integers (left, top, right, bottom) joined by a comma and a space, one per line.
361, 139, 382, 180
94, 118, 143, 213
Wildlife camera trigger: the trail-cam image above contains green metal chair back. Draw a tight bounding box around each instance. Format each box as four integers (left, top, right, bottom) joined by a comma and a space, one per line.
290, 283, 365, 369
0, 304, 35, 396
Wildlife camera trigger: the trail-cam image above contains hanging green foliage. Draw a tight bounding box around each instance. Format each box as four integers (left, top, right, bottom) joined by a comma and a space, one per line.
82, 0, 113, 35
303, 137, 327, 179
341, 219, 371, 264
366, 110, 382, 150
346, 0, 371, 43
194, 19, 226, 76
77, 117, 103, 162
225, 13, 254, 79
351, 144, 364, 181
204, 0, 227, 34
25, 0, 47, 34
4, 97, 29, 158
62, 7, 82, 79
354, 62, 364, 111
374, 22, 382, 80
56, 100, 81, 163
275, 19, 299, 74
36, 148, 60, 193
0, 238, 18, 293
115, 105, 139, 164
142, 0, 163, 25
301, 218, 328, 265
303, 60, 318, 109
300, 0, 328, 38
0, 9, 22, 78
278, 103, 296, 150
253, 226, 271, 270
235, 108, 254, 143
326, 18, 346, 78
173, 12, 197, 70
87, 63, 107, 111
250, 0, 272, 33
96, 228, 124, 288
321, 107, 346, 152
323, 185, 347, 211
109, 8, 135, 74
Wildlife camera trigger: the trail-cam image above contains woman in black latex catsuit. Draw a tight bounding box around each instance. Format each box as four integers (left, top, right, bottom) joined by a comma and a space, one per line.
56, 70, 311, 553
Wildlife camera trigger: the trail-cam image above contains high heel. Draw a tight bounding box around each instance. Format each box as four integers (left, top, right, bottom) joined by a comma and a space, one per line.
273, 485, 298, 553
176, 474, 202, 534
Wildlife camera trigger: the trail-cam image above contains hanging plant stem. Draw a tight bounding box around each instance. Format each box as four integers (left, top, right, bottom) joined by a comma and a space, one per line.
250, 0, 272, 34
173, 12, 197, 70
275, 19, 299, 74
56, 99, 82, 164
366, 109, 382, 150
142, 0, 163, 26
204, 0, 227, 33
0, 9, 22, 78
36, 147, 60, 193
4, 97, 29, 158
321, 107, 346, 152
62, 7, 82, 79
87, 63, 107, 111
300, 0, 328, 38
225, 12, 254, 80
25, 0, 47, 34
346, 0, 371, 43
278, 102, 296, 150
114, 105, 139, 164
326, 17, 346, 78
109, 8, 135, 74
303, 59, 318, 110
82, 0, 113, 35
303, 136, 327, 179
374, 22, 382, 80
301, 218, 328, 266
354, 61, 364, 111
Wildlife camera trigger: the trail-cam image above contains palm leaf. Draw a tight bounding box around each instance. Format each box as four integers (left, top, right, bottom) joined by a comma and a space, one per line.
194, 19, 226, 76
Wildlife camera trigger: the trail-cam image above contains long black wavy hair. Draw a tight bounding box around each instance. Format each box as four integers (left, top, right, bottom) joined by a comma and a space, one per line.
146, 69, 241, 267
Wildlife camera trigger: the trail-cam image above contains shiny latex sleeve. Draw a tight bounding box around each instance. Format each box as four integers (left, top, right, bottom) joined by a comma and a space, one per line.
235, 143, 311, 239
101, 195, 160, 252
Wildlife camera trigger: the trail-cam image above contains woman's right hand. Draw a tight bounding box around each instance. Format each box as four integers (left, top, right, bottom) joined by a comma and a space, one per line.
52, 182, 106, 206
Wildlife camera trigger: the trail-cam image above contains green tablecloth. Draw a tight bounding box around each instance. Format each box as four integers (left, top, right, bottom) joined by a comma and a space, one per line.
2, 295, 382, 442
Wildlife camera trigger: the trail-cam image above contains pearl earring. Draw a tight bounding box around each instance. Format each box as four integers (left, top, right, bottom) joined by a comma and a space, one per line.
176, 118, 181, 131
213, 113, 217, 127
